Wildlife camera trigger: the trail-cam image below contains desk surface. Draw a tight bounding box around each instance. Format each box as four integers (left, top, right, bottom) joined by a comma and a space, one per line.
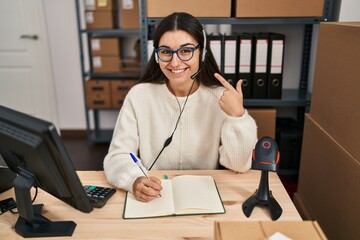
0, 170, 301, 239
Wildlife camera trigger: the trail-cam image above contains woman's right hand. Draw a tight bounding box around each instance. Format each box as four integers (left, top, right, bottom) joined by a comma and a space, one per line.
133, 176, 163, 202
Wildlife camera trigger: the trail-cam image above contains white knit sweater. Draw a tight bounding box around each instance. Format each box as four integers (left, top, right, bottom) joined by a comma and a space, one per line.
103, 83, 258, 192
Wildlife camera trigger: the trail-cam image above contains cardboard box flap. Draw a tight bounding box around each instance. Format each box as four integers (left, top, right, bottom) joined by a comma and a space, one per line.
214, 221, 327, 240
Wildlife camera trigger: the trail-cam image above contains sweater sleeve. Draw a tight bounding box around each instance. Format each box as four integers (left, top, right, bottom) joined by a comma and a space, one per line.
103, 93, 144, 192
219, 110, 258, 173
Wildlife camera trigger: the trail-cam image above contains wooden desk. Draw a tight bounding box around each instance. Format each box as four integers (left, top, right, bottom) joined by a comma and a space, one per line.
0, 170, 301, 239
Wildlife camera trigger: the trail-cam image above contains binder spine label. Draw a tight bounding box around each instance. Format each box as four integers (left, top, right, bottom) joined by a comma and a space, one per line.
271, 40, 284, 74
224, 40, 236, 74
239, 39, 252, 73
210, 40, 222, 71
255, 40, 268, 73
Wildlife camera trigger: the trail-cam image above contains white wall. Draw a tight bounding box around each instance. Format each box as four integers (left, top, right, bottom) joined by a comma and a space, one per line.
44, 0, 359, 130
44, 0, 86, 129
339, 0, 360, 21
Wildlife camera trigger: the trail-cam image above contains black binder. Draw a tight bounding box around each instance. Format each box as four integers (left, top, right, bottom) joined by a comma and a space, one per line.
223, 35, 238, 85
208, 34, 224, 74
237, 32, 254, 99
267, 33, 285, 99
252, 33, 269, 99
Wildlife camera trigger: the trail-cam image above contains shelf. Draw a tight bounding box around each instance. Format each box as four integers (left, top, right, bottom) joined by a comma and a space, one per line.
81, 29, 140, 37
146, 17, 324, 26
84, 72, 141, 79
244, 89, 311, 107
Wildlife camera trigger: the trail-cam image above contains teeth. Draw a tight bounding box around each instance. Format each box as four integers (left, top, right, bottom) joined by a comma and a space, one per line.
171, 69, 185, 74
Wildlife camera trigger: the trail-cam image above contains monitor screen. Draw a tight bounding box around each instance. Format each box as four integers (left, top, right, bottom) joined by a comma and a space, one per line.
0, 105, 93, 237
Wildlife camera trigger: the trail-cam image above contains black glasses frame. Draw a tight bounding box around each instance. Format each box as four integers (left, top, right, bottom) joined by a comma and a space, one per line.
154, 44, 200, 62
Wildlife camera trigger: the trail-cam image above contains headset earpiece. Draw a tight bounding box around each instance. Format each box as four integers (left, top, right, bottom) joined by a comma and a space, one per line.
201, 29, 207, 63
154, 52, 159, 63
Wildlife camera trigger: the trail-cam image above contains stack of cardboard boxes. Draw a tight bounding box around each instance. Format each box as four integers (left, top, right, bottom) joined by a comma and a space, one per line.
91, 37, 121, 73
86, 79, 136, 109
84, 0, 140, 29
84, 0, 121, 73
85, 0, 116, 29
86, 79, 112, 109
294, 22, 360, 240
84, 0, 140, 109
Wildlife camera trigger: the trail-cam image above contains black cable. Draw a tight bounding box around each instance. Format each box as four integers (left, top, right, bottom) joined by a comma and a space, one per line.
8, 186, 38, 214
148, 80, 196, 170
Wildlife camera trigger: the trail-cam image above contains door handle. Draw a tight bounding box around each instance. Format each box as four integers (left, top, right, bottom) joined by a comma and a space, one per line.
20, 34, 39, 40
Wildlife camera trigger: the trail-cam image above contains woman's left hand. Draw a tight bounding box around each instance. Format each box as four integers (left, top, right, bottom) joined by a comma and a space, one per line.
214, 73, 245, 117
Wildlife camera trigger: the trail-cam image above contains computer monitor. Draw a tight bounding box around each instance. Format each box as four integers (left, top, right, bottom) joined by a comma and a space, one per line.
0, 105, 93, 237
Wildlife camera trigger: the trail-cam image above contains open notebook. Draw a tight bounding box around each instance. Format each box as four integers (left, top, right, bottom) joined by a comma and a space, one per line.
123, 175, 225, 219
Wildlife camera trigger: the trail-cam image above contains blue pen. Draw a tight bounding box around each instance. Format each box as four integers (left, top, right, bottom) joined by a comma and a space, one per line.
130, 152, 161, 197
130, 152, 149, 178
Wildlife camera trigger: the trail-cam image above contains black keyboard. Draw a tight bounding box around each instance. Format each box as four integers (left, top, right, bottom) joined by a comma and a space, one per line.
84, 185, 116, 208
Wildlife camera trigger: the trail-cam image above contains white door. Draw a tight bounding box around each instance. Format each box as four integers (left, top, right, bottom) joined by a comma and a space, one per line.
0, 0, 59, 127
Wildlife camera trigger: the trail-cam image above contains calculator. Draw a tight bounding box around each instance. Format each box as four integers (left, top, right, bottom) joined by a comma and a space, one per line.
83, 185, 116, 208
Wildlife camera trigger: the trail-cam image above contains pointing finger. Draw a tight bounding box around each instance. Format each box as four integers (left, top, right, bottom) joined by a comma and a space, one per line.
214, 73, 235, 91
236, 79, 243, 94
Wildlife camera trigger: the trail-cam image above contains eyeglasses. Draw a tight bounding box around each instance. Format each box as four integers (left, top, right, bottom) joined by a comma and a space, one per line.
154, 45, 200, 62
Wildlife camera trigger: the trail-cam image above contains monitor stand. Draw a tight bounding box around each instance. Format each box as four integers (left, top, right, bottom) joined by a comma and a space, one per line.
13, 168, 76, 238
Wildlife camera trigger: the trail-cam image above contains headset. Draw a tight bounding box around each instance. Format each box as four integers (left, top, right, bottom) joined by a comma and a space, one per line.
190, 29, 207, 80
200, 29, 207, 63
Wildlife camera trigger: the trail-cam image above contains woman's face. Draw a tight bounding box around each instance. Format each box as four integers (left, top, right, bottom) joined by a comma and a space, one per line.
157, 30, 200, 89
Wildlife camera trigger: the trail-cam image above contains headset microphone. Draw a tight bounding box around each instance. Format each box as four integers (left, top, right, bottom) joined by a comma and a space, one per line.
190, 59, 206, 80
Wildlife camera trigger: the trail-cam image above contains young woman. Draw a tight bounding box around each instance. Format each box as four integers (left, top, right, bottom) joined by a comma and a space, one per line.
104, 12, 257, 202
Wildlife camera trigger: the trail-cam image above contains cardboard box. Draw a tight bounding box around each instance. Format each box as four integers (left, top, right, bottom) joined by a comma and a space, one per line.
235, 0, 324, 17
91, 38, 120, 56
85, 10, 115, 29
293, 192, 313, 220
120, 58, 141, 73
92, 55, 120, 73
85, 80, 112, 108
295, 115, 360, 240
119, 0, 140, 29
111, 79, 136, 108
86, 79, 111, 94
84, 0, 114, 11
147, 0, 231, 17
214, 221, 327, 240
310, 22, 360, 160
248, 108, 276, 139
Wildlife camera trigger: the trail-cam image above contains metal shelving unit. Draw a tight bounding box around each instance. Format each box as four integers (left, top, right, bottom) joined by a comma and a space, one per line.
75, 0, 141, 144
75, 0, 336, 145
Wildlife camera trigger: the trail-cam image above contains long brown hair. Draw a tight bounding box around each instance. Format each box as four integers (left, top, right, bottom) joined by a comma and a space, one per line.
139, 12, 221, 87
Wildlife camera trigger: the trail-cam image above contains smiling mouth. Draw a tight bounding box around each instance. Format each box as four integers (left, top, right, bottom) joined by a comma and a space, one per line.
170, 68, 187, 74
